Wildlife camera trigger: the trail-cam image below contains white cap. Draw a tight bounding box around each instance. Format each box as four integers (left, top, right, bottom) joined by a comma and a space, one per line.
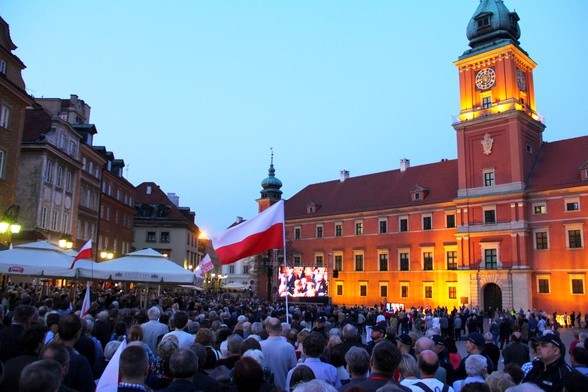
376, 315, 386, 323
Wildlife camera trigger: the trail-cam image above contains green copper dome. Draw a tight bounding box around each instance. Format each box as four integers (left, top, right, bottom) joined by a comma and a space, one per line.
461, 0, 523, 59
260, 150, 282, 199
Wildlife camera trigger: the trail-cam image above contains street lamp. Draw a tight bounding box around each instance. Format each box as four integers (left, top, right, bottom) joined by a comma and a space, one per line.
100, 250, 114, 260
58, 235, 74, 249
0, 205, 21, 248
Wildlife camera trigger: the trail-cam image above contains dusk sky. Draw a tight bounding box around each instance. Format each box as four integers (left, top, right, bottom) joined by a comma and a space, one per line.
3, 1, 587, 236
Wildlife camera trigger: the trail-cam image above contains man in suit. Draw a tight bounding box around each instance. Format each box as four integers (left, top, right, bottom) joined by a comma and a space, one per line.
0, 304, 38, 363
59, 314, 95, 392
160, 349, 202, 392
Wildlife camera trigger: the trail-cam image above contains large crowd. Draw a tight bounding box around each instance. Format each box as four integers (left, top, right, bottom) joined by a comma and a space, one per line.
0, 281, 587, 392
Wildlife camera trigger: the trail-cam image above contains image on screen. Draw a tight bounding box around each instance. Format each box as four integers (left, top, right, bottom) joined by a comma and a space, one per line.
277, 266, 328, 297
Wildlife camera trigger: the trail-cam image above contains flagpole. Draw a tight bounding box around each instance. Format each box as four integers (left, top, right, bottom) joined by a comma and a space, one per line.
282, 201, 288, 324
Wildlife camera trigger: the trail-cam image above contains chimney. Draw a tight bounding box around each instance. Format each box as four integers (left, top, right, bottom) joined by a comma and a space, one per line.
235, 216, 244, 224
167, 192, 180, 206
400, 158, 410, 172
146, 185, 152, 195
340, 170, 350, 182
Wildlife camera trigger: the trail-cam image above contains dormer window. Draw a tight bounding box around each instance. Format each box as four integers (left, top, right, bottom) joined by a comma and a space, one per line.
306, 201, 319, 214
411, 184, 429, 201
475, 12, 492, 29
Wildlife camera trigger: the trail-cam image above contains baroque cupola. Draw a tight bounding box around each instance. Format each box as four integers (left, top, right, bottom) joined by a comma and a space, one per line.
257, 149, 282, 212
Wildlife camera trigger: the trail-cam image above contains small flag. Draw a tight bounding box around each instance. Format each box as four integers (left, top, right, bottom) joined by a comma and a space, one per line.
69, 239, 92, 269
80, 281, 91, 317
96, 337, 127, 392
195, 254, 214, 278
212, 200, 284, 265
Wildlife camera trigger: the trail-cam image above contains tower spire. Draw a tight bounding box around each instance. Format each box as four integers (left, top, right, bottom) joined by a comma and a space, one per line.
257, 147, 283, 212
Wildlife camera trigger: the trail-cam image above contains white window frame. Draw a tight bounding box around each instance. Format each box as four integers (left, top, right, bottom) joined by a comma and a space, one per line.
398, 249, 410, 271
569, 274, 585, 295
399, 215, 409, 232
421, 247, 434, 271
55, 165, 64, 188
479, 242, 502, 269
532, 202, 547, 215
40, 206, 48, 228
355, 220, 363, 235
378, 250, 389, 272
333, 252, 343, 271
379, 218, 388, 234
536, 274, 550, 294
444, 245, 458, 270
565, 198, 580, 212
316, 224, 323, 238
565, 224, 584, 249
294, 226, 301, 240
483, 168, 495, 187
533, 228, 549, 250
334, 222, 343, 237
422, 214, 433, 231
483, 205, 497, 224
354, 250, 364, 272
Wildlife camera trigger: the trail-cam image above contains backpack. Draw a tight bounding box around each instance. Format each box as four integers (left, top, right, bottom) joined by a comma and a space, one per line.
413, 381, 450, 392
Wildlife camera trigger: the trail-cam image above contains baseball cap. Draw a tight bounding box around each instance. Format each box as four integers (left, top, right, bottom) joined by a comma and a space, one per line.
372, 322, 387, 334
432, 335, 445, 346
467, 332, 485, 347
317, 316, 326, 323
396, 333, 412, 346
376, 315, 386, 323
536, 334, 565, 352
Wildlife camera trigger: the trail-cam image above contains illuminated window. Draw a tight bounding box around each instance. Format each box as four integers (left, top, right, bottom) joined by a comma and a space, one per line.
446, 251, 458, 270
570, 275, 585, 295
424, 284, 433, 299
449, 286, 457, 299
533, 203, 546, 214
423, 251, 433, 271
400, 283, 409, 298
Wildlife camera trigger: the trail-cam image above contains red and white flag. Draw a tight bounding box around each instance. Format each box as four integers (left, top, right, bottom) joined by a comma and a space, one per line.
80, 281, 91, 317
212, 200, 284, 265
96, 337, 127, 392
69, 239, 92, 269
195, 254, 214, 278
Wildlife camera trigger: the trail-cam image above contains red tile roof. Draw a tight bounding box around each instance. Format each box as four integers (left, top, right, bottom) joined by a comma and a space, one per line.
285, 159, 459, 219
135, 182, 196, 224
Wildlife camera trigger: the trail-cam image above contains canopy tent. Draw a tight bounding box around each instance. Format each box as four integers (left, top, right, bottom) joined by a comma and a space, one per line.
76, 248, 196, 284
0, 241, 77, 278
222, 282, 248, 291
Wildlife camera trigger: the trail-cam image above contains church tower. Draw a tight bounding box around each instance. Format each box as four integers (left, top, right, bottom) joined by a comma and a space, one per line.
453, 0, 545, 196
257, 149, 282, 213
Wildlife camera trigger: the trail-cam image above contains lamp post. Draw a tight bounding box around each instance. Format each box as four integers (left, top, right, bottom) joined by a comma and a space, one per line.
100, 250, 114, 260
58, 235, 74, 250
0, 205, 22, 249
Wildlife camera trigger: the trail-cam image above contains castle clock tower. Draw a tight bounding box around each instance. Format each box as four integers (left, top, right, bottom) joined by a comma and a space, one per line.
453, 0, 545, 196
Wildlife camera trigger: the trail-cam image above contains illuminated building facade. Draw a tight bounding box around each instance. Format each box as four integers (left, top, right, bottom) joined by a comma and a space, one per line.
284, 1, 588, 312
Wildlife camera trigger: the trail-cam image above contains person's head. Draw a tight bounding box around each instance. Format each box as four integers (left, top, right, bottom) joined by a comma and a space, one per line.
371, 340, 402, 376
466, 332, 485, 354
503, 363, 524, 385
157, 336, 180, 360
344, 346, 370, 377
195, 327, 214, 345
571, 347, 588, 367
461, 382, 491, 392
371, 322, 386, 342
303, 332, 326, 358
240, 336, 262, 355
415, 337, 434, 355
172, 311, 189, 330
58, 314, 83, 342
233, 357, 264, 392
511, 331, 522, 342
19, 360, 62, 392
398, 353, 418, 379
20, 325, 46, 354
265, 317, 283, 336
104, 340, 122, 361
168, 349, 199, 380
119, 345, 149, 383
226, 333, 244, 355
13, 305, 38, 327
128, 325, 144, 342
418, 350, 439, 377
465, 354, 488, 378
147, 306, 161, 321
535, 334, 565, 366
242, 349, 265, 369
292, 379, 338, 392
39, 342, 70, 379
395, 333, 412, 352
290, 364, 316, 391
45, 312, 61, 331
504, 383, 545, 392
485, 371, 515, 392
341, 323, 359, 343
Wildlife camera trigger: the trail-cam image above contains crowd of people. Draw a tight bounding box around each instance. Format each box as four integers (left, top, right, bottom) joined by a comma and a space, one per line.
0, 281, 586, 392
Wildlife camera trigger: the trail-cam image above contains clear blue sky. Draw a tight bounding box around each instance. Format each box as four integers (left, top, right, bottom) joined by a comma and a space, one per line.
3, 1, 588, 236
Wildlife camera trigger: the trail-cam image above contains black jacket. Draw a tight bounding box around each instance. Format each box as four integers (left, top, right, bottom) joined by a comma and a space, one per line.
522, 357, 575, 392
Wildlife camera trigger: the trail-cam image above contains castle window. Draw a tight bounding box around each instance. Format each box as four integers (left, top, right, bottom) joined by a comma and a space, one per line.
484, 206, 496, 224
335, 222, 342, 237
378, 252, 389, 272
482, 96, 492, 109
448, 286, 457, 299
146, 232, 156, 242
483, 170, 495, 186
422, 215, 432, 230
294, 227, 301, 240
424, 284, 433, 299
566, 226, 583, 249
534, 231, 549, 250
446, 214, 456, 228
334, 254, 343, 271
533, 203, 546, 215
379, 283, 388, 298
0, 105, 10, 129
0, 60, 6, 74
316, 225, 323, 238
537, 275, 550, 294
446, 251, 458, 270
477, 15, 491, 29
379, 219, 388, 234
354, 253, 364, 271
399, 252, 410, 271
359, 282, 368, 297
355, 221, 363, 235
484, 249, 498, 269
565, 199, 580, 212
315, 254, 324, 267
399, 216, 409, 232
336, 283, 343, 296
400, 283, 409, 298
570, 274, 585, 295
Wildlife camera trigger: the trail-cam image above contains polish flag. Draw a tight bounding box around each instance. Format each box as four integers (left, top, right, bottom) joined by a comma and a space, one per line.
96, 337, 127, 392
212, 200, 284, 265
69, 239, 92, 269
195, 254, 214, 278
80, 281, 91, 317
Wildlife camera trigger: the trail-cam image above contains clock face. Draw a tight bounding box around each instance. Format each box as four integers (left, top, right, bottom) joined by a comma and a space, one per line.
475, 68, 496, 90
516, 68, 526, 91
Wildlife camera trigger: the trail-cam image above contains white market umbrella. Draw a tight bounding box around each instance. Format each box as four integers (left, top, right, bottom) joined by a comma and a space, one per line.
0, 241, 77, 278
76, 248, 195, 284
